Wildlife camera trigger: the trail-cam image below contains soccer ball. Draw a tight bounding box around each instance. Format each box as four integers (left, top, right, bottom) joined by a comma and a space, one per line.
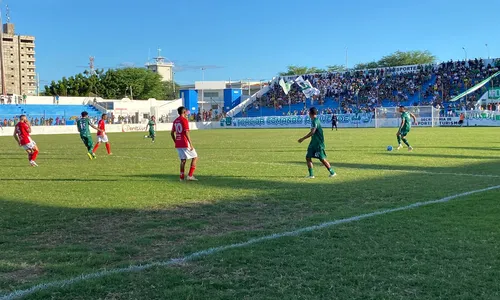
387, 145, 393, 151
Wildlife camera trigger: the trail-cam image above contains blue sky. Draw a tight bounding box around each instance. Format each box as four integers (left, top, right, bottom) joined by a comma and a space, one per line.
8, 0, 499, 86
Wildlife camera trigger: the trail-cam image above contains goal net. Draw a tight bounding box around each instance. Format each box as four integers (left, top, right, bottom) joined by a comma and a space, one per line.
375, 106, 441, 128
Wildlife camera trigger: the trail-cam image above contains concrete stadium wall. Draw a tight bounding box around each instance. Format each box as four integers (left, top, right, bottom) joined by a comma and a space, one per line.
0, 122, 222, 137
24, 96, 95, 105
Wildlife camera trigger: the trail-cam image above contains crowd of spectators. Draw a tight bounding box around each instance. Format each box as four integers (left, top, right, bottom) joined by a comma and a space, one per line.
248, 59, 500, 115
423, 58, 500, 110
2, 116, 68, 127
0, 114, 115, 127
0, 94, 27, 105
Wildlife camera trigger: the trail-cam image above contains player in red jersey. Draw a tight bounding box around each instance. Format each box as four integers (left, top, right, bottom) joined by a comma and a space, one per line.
92, 113, 112, 155
13, 115, 39, 167
171, 106, 198, 181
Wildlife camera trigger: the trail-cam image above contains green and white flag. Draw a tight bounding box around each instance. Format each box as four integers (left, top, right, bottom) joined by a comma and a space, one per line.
294, 76, 320, 98
279, 78, 292, 95
449, 71, 500, 102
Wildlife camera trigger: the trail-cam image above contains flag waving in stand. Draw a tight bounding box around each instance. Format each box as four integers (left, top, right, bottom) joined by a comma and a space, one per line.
294, 76, 320, 99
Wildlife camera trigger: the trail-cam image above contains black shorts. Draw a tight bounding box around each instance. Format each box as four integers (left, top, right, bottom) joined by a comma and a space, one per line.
458, 120, 464, 124
332, 121, 337, 126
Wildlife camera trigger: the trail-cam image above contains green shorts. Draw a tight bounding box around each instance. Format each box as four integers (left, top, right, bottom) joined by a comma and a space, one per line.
80, 135, 94, 151
149, 130, 156, 137
399, 128, 410, 136
306, 146, 327, 160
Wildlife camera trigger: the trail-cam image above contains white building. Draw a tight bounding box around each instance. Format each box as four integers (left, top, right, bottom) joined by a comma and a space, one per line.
145, 49, 174, 82
180, 80, 268, 111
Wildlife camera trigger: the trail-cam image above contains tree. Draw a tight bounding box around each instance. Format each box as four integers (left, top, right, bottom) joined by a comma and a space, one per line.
353, 61, 379, 70
278, 66, 326, 76
163, 80, 180, 99
377, 50, 437, 67
277, 50, 438, 75
326, 65, 347, 73
44, 68, 176, 100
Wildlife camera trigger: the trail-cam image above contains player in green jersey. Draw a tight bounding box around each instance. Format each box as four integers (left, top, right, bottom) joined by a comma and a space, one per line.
396, 106, 417, 151
144, 116, 156, 143
298, 107, 336, 179
77, 111, 101, 160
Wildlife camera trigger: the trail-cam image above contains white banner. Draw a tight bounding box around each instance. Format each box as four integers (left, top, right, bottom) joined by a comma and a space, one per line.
0, 122, 222, 136
231, 114, 374, 128
488, 88, 500, 99
229, 114, 500, 128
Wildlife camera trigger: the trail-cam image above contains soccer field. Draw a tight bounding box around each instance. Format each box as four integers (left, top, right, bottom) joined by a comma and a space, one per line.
1, 127, 500, 299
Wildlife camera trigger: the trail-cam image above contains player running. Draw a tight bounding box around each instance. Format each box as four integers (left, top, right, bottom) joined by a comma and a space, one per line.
331, 114, 338, 131
145, 116, 156, 143
396, 106, 417, 151
171, 106, 198, 181
92, 113, 112, 155
77, 111, 101, 160
298, 107, 336, 179
13, 115, 39, 167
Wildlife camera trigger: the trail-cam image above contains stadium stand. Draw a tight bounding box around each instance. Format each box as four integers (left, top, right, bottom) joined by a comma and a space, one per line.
1, 104, 101, 126
241, 59, 500, 117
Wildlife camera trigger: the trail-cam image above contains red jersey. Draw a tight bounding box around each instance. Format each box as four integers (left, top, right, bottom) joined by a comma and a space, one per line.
172, 116, 190, 148
97, 120, 105, 136
15, 122, 31, 145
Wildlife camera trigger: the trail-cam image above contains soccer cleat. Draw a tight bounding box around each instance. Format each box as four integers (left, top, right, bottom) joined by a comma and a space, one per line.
408, 146, 413, 152
305, 175, 315, 179
92, 153, 96, 159
30, 160, 38, 167
87, 153, 93, 160
108, 153, 113, 155
396, 144, 403, 150
187, 176, 198, 181
329, 173, 337, 178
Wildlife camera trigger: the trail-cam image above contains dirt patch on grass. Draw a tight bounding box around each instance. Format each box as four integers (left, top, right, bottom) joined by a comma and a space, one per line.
0, 265, 44, 285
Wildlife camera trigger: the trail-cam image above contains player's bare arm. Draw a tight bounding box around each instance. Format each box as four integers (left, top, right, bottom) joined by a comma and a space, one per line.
410, 113, 417, 124
185, 131, 194, 150
13, 130, 20, 144
170, 129, 176, 142
298, 128, 316, 143
90, 123, 102, 132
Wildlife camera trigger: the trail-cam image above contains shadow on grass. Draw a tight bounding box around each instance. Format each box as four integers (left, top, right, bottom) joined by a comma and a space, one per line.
283, 158, 500, 175
377, 152, 500, 160
0, 159, 499, 296
0, 178, 119, 182
417, 146, 500, 151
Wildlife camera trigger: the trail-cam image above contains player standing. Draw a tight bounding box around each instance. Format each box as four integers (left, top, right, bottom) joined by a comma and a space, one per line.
396, 106, 417, 151
92, 113, 112, 155
298, 107, 336, 179
459, 112, 465, 127
331, 114, 338, 131
76, 111, 101, 160
171, 106, 198, 181
13, 115, 39, 167
145, 116, 156, 143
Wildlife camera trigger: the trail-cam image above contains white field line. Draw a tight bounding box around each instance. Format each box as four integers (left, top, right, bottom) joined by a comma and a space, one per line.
112, 155, 500, 179
1, 185, 500, 300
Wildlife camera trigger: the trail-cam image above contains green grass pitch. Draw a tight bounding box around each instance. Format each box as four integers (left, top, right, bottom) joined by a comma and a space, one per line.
1, 127, 499, 299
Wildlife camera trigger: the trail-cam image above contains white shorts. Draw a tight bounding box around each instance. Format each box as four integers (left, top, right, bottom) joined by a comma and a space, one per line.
97, 134, 109, 143
177, 148, 198, 160
21, 137, 36, 150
